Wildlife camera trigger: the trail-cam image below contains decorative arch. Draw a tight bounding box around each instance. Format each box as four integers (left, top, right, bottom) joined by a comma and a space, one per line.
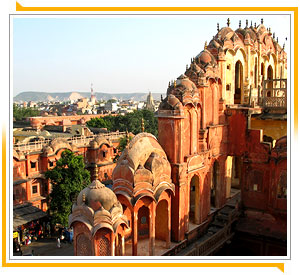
234, 60, 244, 104
189, 174, 201, 224
94, 227, 113, 256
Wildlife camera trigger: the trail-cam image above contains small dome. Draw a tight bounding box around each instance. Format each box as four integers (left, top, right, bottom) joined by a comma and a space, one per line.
235, 27, 257, 41
77, 179, 120, 212
217, 27, 235, 41
42, 146, 54, 155
196, 50, 217, 67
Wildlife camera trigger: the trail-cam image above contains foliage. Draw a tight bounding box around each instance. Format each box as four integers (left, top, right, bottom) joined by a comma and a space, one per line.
113, 135, 133, 162
13, 103, 40, 121
45, 150, 90, 227
86, 110, 158, 136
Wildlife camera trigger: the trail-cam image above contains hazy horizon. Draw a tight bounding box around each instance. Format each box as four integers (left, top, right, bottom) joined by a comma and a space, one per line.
13, 15, 290, 96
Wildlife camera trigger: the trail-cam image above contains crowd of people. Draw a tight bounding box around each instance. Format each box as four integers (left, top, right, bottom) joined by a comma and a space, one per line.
13, 221, 73, 256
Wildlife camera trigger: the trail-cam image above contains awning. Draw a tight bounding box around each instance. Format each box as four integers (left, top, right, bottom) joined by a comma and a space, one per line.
13, 204, 47, 230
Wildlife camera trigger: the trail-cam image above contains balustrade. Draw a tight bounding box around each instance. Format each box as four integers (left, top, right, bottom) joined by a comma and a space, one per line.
14, 131, 126, 152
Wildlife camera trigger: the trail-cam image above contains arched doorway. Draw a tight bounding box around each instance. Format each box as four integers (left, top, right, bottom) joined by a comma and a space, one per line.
211, 161, 220, 209
232, 156, 241, 189
137, 205, 150, 255
234, 61, 243, 104
267, 65, 273, 97
94, 227, 113, 256
189, 175, 200, 224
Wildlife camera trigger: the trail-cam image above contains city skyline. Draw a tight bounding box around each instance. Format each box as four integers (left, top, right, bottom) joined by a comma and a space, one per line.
13, 14, 290, 96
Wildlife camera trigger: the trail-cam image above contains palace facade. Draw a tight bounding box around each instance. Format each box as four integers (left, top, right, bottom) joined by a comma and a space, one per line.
61, 19, 287, 256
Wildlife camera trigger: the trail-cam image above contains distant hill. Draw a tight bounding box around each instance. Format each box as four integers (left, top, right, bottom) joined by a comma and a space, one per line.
13, 91, 163, 102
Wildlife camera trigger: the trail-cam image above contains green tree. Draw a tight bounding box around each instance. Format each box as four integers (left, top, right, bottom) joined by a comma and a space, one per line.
13, 103, 40, 121
86, 110, 158, 137
45, 150, 90, 227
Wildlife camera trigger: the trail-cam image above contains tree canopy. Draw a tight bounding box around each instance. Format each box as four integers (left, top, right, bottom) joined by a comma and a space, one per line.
13, 103, 40, 121
86, 109, 158, 137
45, 150, 90, 227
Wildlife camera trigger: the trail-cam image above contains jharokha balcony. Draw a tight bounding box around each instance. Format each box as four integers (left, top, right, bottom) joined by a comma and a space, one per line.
258, 78, 287, 110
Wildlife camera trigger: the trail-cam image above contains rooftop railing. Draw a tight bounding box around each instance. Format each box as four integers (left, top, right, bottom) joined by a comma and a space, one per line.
14, 131, 126, 153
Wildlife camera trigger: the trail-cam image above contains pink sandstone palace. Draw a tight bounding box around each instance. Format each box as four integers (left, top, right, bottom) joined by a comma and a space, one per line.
13, 18, 287, 256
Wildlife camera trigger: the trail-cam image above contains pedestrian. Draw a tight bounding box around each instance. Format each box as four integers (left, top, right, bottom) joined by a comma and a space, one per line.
57, 237, 61, 248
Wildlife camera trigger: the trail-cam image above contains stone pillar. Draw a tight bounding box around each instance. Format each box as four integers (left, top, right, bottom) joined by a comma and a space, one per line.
115, 234, 119, 256
149, 203, 155, 256
121, 235, 125, 256
166, 201, 171, 249
132, 211, 138, 256
111, 234, 115, 256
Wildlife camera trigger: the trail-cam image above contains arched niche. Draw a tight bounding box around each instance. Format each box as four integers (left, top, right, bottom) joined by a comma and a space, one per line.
189, 174, 200, 224
234, 60, 244, 104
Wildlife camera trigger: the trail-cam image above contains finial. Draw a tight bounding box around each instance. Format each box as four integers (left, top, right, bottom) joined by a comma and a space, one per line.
254, 22, 257, 28
239, 20, 241, 28
93, 167, 99, 181
168, 81, 170, 88
174, 80, 177, 88
277, 37, 278, 43
227, 18, 230, 27
217, 23, 219, 31
246, 19, 248, 27
82, 193, 86, 203
125, 130, 130, 147
161, 94, 163, 101
186, 64, 188, 70
283, 43, 285, 50
251, 21, 253, 27
269, 27, 271, 33
261, 18, 264, 24
204, 41, 207, 50
141, 118, 145, 132
273, 32, 275, 39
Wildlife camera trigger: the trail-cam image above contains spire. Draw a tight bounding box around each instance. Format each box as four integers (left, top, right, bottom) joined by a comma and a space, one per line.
161, 94, 163, 101
204, 41, 207, 50
141, 118, 145, 132
246, 19, 248, 27
227, 18, 230, 27
273, 32, 275, 39
239, 20, 241, 28
126, 130, 129, 147
277, 37, 279, 43
93, 167, 98, 181
217, 23, 219, 32
251, 20, 253, 27
261, 18, 264, 24
254, 22, 257, 28
90, 83, 94, 96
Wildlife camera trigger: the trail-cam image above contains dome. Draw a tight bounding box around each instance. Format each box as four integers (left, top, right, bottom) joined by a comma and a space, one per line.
196, 50, 217, 68
113, 132, 174, 203
235, 27, 257, 42
77, 179, 121, 212
216, 26, 235, 41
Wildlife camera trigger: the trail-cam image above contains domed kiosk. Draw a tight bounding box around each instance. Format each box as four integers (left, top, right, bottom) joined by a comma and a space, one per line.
69, 179, 128, 256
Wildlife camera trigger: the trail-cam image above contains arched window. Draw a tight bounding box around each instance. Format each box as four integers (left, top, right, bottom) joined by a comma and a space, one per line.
277, 171, 287, 199
254, 57, 258, 88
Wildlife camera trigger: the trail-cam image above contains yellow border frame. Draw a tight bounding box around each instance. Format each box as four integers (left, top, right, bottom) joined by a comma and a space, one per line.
3, 2, 297, 271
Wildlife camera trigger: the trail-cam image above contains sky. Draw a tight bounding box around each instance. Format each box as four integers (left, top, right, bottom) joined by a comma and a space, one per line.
13, 14, 290, 96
